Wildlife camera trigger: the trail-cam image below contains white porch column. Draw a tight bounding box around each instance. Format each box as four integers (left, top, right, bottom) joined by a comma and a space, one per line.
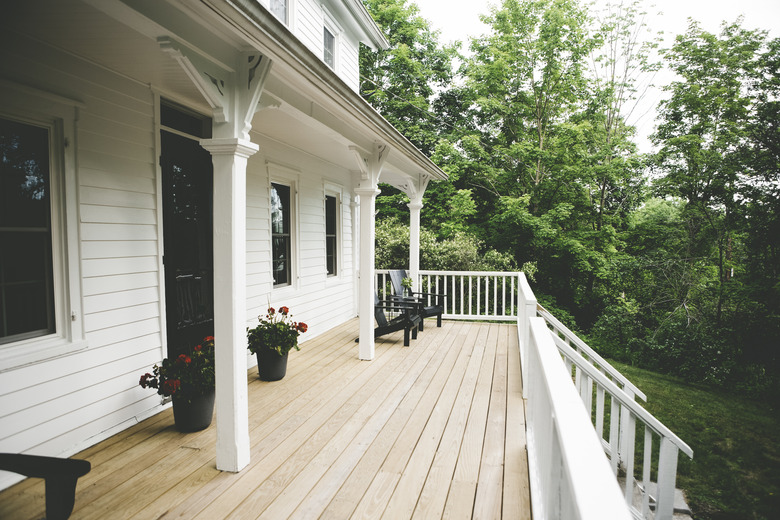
356, 186, 381, 360
200, 138, 258, 472
407, 198, 423, 291
160, 38, 272, 472
351, 143, 388, 360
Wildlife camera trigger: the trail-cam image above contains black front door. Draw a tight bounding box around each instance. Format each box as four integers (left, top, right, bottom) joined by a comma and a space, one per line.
161, 130, 213, 356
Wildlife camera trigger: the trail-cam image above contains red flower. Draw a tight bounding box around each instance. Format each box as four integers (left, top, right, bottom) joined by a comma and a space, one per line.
139, 373, 153, 388
193, 344, 202, 352
279, 306, 289, 315
176, 354, 191, 365
203, 336, 214, 343
297, 322, 308, 333
268, 307, 275, 315
162, 379, 181, 395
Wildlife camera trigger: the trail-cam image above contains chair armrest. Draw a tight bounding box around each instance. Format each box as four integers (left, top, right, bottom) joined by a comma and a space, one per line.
410, 291, 447, 303
0, 453, 91, 479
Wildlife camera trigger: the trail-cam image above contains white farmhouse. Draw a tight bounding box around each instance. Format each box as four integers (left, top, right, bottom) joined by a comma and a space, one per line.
0, 0, 445, 487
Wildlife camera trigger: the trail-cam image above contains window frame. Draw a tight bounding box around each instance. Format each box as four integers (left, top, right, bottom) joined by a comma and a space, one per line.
267, 163, 299, 291
322, 7, 342, 71
269, 0, 295, 27
0, 82, 86, 370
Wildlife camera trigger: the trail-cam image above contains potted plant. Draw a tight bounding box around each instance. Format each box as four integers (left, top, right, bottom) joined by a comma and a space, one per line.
139, 336, 215, 432
401, 277, 413, 296
247, 306, 307, 381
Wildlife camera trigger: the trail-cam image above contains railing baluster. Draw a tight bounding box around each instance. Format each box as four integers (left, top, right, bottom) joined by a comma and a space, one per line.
622, 412, 636, 504
642, 427, 653, 518
460, 276, 464, 316
511, 275, 516, 316
656, 438, 680, 520
596, 386, 605, 439
477, 276, 481, 316
610, 397, 620, 475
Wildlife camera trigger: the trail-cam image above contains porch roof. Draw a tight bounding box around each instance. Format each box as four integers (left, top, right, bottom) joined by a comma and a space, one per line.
0, 319, 530, 519
4, 0, 446, 187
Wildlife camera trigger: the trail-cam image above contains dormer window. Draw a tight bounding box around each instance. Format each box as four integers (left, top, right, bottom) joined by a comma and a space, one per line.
270, 0, 287, 24
323, 26, 335, 69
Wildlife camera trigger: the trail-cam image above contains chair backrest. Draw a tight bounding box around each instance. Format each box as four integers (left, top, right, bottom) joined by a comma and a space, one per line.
374, 292, 389, 327
388, 269, 407, 296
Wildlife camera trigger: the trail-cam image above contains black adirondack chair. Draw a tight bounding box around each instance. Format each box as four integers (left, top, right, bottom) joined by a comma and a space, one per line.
388, 269, 445, 330
0, 453, 91, 520
356, 293, 422, 346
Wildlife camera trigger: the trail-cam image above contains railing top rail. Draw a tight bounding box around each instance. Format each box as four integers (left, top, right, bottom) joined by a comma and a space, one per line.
418, 270, 521, 277
551, 333, 694, 458
537, 304, 647, 401
529, 318, 633, 520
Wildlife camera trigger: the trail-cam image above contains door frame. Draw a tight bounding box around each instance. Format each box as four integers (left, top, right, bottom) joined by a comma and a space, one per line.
156, 97, 213, 357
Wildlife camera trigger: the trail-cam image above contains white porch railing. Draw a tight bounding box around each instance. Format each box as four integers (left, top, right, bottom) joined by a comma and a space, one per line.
376, 269, 693, 519
376, 270, 520, 321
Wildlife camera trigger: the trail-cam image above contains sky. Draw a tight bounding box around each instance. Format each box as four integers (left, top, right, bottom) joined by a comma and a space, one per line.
412, 0, 780, 151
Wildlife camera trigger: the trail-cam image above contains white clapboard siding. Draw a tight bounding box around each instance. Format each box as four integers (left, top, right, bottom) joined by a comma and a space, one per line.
0, 31, 164, 484
340, 33, 360, 90
81, 240, 158, 259
0, 349, 161, 436
79, 169, 156, 194
83, 287, 159, 314
296, 0, 321, 56
82, 272, 159, 297
0, 333, 161, 398
81, 256, 159, 278
81, 223, 158, 242
80, 205, 157, 225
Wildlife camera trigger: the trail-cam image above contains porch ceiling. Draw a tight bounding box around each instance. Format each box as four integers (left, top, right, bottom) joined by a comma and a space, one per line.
3, 0, 443, 186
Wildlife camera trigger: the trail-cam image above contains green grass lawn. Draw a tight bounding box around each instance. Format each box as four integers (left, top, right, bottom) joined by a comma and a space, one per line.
610, 361, 780, 520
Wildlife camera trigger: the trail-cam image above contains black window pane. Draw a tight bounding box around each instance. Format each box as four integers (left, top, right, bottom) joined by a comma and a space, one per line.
271, 183, 290, 235
325, 196, 336, 235
0, 118, 50, 228
5, 282, 51, 337
325, 196, 337, 276
2, 232, 50, 284
160, 101, 211, 138
0, 117, 55, 343
271, 183, 291, 286
326, 237, 336, 276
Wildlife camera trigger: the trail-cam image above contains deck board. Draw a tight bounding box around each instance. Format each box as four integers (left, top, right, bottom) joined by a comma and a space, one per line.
0, 319, 530, 520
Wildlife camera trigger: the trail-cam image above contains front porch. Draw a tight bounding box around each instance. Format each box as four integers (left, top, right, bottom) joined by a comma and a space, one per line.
0, 319, 530, 519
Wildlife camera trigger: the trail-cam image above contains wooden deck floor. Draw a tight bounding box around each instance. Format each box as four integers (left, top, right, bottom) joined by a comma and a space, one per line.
0, 319, 531, 519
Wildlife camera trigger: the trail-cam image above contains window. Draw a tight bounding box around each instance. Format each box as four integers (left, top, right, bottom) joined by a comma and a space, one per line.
325, 195, 337, 276
271, 183, 292, 286
323, 26, 335, 69
270, 0, 287, 24
0, 118, 55, 344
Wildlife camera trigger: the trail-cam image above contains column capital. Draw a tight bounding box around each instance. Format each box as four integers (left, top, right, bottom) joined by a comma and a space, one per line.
354, 187, 381, 198
200, 137, 259, 158
407, 201, 424, 211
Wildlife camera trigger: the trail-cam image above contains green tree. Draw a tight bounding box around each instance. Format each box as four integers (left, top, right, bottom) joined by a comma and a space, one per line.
360, 0, 458, 155
653, 20, 767, 324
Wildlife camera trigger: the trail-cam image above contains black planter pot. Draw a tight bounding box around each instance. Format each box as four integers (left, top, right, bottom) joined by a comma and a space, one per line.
172, 390, 215, 432
256, 349, 289, 381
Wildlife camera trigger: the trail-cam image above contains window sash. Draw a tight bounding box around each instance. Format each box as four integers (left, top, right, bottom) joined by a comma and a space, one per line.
325, 195, 337, 276
271, 183, 292, 286
323, 27, 335, 68
0, 117, 55, 344
270, 0, 287, 24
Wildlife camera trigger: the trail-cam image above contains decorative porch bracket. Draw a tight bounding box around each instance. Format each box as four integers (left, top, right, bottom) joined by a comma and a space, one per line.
351, 143, 388, 360
160, 36, 272, 473
394, 173, 431, 292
